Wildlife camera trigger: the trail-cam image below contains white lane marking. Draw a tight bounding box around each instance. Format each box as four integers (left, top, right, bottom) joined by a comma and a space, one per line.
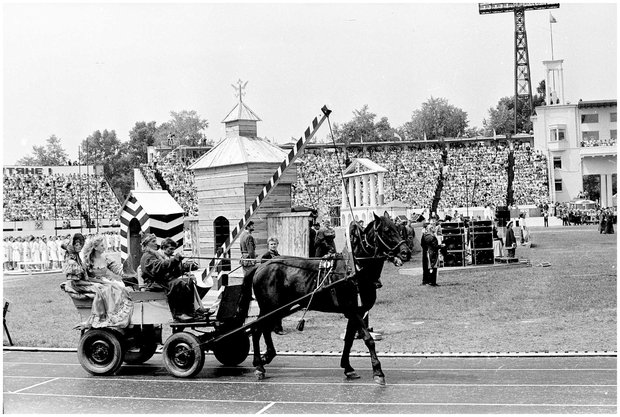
3, 362, 617, 372
10, 377, 59, 394
2, 375, 616, 388
3, 392, 617, 409
255, 401, 276, 414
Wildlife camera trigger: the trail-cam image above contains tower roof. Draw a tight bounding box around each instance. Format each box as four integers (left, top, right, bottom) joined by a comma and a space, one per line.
188, 136, 287, 170
222, 79, 262, 123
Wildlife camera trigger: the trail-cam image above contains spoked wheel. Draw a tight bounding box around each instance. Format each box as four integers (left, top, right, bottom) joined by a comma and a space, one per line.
78, 329, 124, 376
213, 332, 250, 366
162, 332, 205, 378
124, 326, 159, 365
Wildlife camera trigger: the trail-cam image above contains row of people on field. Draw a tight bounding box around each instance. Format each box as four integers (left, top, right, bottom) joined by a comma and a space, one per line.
3, 231, 121, 271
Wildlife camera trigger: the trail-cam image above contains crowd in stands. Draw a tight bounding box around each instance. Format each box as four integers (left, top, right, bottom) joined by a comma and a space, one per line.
581, 137, 617, 147
3, 231, 121, 272
3, 173, 120, 222
291, 142, 549, 214
140, 150, 199, 216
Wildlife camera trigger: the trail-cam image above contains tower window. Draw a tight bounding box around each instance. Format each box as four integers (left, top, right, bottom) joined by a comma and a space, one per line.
553, 157, 562, 169
554, 179, 563, 192
611, 112, 617, 122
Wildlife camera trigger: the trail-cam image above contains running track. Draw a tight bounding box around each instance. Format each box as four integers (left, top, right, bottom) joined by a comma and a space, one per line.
3, 350, 616, 413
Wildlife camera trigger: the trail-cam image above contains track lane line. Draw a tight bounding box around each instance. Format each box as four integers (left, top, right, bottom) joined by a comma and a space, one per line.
3, 375, 616, 387
10, 377, 59, 394
256, 401, 276, 414
3, 392, 616, 409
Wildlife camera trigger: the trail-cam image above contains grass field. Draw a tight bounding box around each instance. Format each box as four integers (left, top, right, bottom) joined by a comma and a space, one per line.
2, 225, 616, 353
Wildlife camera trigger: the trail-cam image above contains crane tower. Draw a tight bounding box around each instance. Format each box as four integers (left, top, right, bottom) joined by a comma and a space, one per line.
479, 2, 560, 132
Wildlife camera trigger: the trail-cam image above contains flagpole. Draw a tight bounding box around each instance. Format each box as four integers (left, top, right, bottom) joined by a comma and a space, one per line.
550, 16, 554, 60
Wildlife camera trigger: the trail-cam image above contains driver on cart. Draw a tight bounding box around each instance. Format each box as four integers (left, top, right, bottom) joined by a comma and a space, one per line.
139, 234, 209, 322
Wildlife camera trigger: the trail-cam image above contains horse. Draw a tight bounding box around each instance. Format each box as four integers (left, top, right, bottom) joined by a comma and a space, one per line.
245, 212, 411, 385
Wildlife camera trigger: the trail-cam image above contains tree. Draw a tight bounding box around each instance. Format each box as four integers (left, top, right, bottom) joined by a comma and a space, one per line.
153, 110, 209, 147
483, 80, 546, 135
402, 97, 469, 140
17, 135, 69, 166
128, 121, 158, 166
333, 105, 398, 144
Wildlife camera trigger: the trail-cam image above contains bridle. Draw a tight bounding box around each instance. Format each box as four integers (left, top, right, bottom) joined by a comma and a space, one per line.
352, 219, 406, 261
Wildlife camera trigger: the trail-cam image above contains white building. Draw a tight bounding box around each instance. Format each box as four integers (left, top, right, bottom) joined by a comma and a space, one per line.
531, 59, 617, 207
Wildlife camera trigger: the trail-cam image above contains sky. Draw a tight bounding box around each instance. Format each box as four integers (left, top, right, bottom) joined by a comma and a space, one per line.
2, 1, 617, 165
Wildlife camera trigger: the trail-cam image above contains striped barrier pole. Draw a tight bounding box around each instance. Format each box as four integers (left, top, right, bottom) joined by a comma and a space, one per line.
202, 105, 332, 285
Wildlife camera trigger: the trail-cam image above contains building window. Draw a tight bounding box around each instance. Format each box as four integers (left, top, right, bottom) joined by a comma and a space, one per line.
581, 114, 599, 123
549, 127, 566, 141
554, 179, 563, 192
611, 112, 617, 122
611, 130, 617, 140
553, 157, 562, 169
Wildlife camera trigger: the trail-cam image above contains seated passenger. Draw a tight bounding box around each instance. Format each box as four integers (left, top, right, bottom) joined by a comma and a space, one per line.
63, 233, 134, 329
139, 234, 208, 322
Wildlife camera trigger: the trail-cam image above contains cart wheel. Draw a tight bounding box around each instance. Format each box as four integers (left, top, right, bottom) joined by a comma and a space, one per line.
78, 329, 124, 376
162, 332, 205, 378
124, 327, 158, 365
213, 332, 250, 366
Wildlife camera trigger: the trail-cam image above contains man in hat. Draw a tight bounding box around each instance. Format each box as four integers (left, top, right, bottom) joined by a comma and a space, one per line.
421, 221, 443, 286
315, 218, 337, 257
239, 221, 256, 268
504, 221, 517, 258
140, 233, 208, 322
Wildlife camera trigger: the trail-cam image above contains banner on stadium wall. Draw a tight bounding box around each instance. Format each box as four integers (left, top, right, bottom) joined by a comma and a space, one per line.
3, 165, 101, 176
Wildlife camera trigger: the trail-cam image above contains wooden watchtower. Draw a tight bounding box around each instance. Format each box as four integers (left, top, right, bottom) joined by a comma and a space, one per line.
188, 82, 298, 267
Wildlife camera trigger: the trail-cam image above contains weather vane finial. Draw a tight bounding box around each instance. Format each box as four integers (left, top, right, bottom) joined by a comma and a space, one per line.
232, 79, 248, 103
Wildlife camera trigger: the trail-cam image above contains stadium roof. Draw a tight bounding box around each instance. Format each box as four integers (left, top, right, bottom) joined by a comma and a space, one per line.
578, 99, 617, 109
188, 136, 288, 170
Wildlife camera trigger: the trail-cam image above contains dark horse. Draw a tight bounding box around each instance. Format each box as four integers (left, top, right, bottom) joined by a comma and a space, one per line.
245, 212, 411, 385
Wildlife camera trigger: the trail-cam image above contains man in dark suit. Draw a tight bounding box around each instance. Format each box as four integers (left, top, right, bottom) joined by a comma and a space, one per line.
421, 222, 443, 286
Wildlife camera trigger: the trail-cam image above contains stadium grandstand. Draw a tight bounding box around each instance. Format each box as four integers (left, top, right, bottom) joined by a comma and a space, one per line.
3, 165, 121, 232
136, 137, 550, 221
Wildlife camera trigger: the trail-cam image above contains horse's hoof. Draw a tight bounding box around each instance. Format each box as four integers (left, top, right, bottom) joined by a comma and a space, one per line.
255, 370, 265, 380
345, 371, 361, 380
373, 375, 386, 385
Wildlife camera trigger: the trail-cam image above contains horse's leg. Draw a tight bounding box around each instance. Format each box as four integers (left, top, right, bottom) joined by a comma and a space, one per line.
260, 323, 277, 365
340, 316, 360, 379
251, 322, 266, 380
353, 313, 385, 385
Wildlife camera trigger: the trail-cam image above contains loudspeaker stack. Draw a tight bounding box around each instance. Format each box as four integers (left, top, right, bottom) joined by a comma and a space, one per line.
470, 220, 494, 265
440, 222, 465, 267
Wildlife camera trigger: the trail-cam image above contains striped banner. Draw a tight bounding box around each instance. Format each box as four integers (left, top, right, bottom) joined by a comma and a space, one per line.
203, 105, 332, 281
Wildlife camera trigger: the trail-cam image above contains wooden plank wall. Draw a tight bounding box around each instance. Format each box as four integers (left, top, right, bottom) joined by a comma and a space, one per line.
267, 212, 313, 257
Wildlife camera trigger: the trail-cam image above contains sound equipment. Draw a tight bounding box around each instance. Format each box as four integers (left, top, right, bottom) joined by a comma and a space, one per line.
472, 249, 494, 265
443, 234, 464, 251
443, 251, 465, 267
495, 206, 510, 227
471, 234, 493, 249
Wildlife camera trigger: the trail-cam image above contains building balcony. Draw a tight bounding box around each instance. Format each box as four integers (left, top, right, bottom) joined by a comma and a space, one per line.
580, 144, 617, 158
547, 140, 569, 151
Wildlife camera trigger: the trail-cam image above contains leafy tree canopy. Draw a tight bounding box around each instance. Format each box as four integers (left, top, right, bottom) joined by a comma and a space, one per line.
333, 105, 397, 144
402, 97, 469, 140
16, 135, 69, 166
153, 110, 210, 147
483, 80, 546, 135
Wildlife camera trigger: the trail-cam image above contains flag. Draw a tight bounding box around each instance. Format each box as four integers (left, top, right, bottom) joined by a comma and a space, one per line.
549, 13, 556, 23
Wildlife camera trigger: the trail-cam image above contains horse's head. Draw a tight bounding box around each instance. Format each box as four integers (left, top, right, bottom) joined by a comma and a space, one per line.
369, 211, 411, 266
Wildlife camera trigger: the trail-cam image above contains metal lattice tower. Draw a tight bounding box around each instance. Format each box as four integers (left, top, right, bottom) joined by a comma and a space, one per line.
480, 3, 560, 132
